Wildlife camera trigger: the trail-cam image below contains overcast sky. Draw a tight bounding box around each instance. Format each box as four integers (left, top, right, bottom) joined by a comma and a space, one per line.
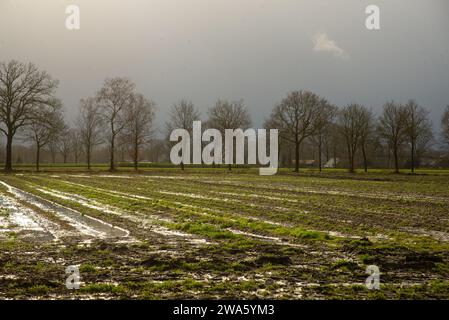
1, 0, 448, 132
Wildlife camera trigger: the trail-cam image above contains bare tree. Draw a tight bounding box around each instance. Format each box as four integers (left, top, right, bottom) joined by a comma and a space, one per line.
338, 104, 372, 173
25, 104, 64, 171
96, 77, 135, 171
415, 125, 434, 167
125, 93, 156, 170
313, 103, 336, 172
207, 99, 251, 131
167, 100, 201, 132
359, 108, 374, 173
166, 100, 201, 170
207, 99, 251, 171
267, 91, 324, 172
77, 97, 103, 170
70, 128, 83, 164
441, 105, 449, 149
378, 101, 408, 173
403, 100, 433, 172
0, 60, 59, 172
56, 125, 72, 163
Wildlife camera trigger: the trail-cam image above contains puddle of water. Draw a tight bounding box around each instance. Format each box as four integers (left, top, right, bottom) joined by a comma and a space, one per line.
0, 191, 55, 241
0, 182, 129, 240
35, 186, 210, 245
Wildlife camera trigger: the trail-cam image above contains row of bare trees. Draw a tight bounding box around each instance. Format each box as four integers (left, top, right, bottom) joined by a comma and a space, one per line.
0, 61, 156, 171
265, 90, 436, 173
165, 99, 251, 170
1, 60, 449, 172
165, 90, 441, 174
76, 78, 156, 171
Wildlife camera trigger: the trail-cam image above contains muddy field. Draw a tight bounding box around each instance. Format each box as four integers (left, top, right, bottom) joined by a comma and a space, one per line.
0, 169, 448, 299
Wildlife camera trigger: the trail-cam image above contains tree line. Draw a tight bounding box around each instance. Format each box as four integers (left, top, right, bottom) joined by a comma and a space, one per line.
267, 91, 439, 174
1, 60, 449, 173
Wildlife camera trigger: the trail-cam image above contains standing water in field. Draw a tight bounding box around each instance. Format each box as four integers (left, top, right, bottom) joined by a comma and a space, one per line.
0, 182, 130, 241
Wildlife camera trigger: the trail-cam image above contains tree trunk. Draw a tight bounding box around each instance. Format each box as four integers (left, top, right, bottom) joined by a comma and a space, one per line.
110, 136, 115, 171
180, 161, 184, 171
362, 145, 368, 173
347, 144, 354, 173
350, 154, 355, 173
36, 145, 40, 172
411, 141, 415, 173
393, 145, 400, 173
294, 141, 300, 172
325, 143, 330, 163
4, 133, 13, 172
87, 144, 91, 170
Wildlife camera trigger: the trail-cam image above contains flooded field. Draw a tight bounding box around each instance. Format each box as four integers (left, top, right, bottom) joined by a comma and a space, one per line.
0, 169, 448, 299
